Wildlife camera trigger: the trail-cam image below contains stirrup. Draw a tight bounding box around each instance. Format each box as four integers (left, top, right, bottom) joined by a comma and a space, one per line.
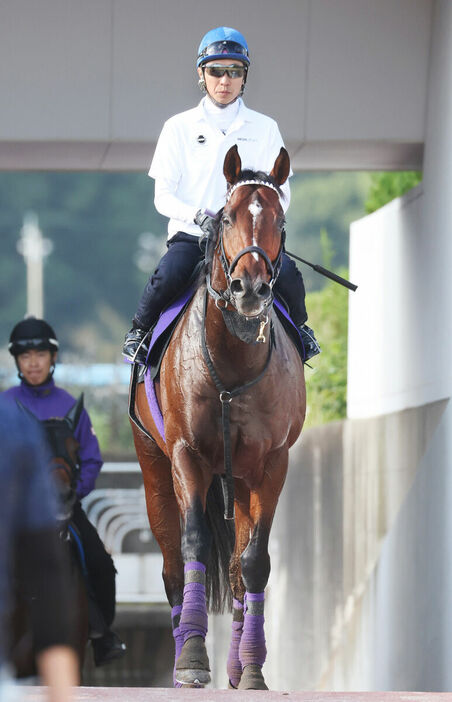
122, 327, 150, 365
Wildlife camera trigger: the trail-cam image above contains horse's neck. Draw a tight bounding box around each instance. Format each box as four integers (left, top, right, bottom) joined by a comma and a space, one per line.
201, 290, 271, 386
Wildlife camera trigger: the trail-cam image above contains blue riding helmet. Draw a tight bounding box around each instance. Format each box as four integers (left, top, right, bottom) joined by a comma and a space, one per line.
197, 27, 250, 67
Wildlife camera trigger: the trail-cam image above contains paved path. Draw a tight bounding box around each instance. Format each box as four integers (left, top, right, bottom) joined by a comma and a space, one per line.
18, 688, 452, 701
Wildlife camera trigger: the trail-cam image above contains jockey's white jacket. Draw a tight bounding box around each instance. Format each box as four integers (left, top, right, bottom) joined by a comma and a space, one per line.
149, 97, 291, 241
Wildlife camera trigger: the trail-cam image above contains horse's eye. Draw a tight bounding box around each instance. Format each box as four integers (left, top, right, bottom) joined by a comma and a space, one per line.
222, 215, 232, 228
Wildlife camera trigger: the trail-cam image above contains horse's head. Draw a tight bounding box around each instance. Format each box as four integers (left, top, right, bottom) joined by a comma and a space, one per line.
17, 395, 84, 523
212, 145, 290, 319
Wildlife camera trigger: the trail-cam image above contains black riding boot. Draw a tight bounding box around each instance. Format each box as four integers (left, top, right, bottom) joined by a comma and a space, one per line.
122, 323, 150, 365
275, 253, 321, 362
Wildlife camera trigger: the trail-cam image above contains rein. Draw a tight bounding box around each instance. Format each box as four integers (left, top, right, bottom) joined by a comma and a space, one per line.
201, 288, 274, 520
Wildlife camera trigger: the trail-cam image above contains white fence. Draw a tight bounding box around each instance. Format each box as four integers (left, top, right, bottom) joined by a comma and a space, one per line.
82, 462, 166, 604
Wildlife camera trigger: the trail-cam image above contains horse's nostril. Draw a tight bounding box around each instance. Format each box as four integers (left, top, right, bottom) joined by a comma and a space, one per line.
257, 282, 271, 299
230, 279, 244, 295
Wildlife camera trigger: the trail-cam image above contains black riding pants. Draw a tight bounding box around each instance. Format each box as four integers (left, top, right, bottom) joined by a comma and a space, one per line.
72, 501, 116, 628
135, 233, 203, 329
134, 232, 307, 328
276, 253, 308, 326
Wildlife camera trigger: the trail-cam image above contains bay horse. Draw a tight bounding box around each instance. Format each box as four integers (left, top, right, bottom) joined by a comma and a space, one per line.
131, 145, 306, 689
10, 396, 89, 678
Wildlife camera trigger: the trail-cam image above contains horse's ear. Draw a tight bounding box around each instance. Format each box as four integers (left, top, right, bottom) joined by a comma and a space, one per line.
65, 393, 84, 433
270, 147, 290, 186
223, 145, 242, 186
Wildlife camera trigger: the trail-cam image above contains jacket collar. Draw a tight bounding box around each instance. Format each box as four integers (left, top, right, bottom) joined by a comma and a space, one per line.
195, 97, 251, 127
20, 377, 56, 397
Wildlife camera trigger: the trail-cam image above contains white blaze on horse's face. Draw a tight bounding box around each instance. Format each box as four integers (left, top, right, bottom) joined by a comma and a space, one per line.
248, 197, 263, 261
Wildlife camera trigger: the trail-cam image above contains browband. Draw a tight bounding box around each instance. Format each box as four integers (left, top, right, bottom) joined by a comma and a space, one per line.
226, 179, 281, 203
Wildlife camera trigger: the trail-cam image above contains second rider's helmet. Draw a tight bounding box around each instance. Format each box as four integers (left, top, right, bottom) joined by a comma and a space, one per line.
8, 317, 59, 357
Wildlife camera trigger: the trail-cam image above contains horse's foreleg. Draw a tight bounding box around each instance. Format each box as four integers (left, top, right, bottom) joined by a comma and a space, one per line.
172, 451, 212, 686
226, 478, 251, 688
134, 429, 185, 685
238, 449, 289, 690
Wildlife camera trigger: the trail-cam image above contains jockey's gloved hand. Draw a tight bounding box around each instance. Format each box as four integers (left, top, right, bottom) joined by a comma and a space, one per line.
194, 209, 218, 253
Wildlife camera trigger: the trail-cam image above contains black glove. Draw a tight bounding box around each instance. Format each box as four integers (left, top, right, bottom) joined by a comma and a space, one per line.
194, 209, 218, 253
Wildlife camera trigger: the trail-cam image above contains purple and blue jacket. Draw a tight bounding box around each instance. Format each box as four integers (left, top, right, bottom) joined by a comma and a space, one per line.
1, 379, 103, 499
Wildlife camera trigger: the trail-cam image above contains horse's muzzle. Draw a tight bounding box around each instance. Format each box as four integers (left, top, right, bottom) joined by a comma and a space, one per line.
230, 276, 272, 316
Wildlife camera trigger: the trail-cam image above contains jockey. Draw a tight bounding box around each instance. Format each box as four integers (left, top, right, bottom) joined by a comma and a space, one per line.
2, 317, 126, 668
123, 25, 320, 365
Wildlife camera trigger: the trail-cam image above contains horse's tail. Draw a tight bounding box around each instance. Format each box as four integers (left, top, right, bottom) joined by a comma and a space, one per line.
205, 475, 235, 614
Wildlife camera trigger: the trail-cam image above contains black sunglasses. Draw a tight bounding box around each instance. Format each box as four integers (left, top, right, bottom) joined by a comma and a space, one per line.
204, 64, 246, 79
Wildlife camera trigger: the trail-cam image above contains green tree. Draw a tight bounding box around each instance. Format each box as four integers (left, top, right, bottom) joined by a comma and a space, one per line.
365, 171, 422, 214
304, 268, 349, 427
0, 172, 167, 358
286, 172, 370, 291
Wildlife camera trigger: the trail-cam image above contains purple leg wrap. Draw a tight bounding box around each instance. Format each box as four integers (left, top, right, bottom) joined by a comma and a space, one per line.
179, 561, 208, 644
227, 598, 244, 688
171, 605, 183, 687
239, 591, 266, 669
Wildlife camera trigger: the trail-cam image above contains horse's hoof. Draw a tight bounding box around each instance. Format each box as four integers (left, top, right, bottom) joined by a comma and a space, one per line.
175, 636, 211, 685
179, 681, 206, 688
228, 679, 238, 689
237, 664, 268, 690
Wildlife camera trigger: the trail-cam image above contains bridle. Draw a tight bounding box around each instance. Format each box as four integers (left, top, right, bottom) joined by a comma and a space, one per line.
206, 179, 286, 312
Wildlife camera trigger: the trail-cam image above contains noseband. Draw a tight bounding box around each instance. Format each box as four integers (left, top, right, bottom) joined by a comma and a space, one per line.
207, 179, 285, 311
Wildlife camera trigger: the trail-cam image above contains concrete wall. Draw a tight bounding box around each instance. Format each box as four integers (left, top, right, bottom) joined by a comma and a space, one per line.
208, 399, 449, 690
0, 0, 432, 170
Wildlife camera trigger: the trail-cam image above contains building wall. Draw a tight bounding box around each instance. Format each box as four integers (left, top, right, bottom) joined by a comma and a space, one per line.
0, 0, 432, 170
347, 0, 452, 420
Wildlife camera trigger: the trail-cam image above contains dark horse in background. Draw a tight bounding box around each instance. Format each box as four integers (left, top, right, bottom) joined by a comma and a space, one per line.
131, 145, 306, 689
10, 396, 89, 678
